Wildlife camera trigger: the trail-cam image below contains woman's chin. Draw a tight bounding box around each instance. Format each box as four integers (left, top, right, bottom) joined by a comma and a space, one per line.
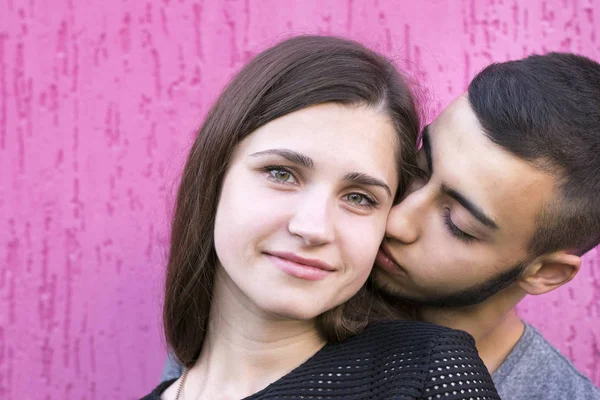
254, 299, 327, 322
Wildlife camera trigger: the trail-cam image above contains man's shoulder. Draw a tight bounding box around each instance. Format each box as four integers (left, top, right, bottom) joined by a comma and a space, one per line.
494, 322, 600, 399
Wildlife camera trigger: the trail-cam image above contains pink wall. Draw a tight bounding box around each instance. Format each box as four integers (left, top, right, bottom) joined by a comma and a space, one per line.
1, 0, 599, 398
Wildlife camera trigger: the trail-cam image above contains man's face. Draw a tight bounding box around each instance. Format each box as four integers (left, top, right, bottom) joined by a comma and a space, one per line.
373, 95, 557, 307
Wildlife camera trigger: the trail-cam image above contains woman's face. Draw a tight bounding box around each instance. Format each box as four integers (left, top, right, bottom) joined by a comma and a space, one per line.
213, 103, 400, 320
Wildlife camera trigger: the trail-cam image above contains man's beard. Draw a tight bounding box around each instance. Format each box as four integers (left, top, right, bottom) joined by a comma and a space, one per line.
376, 261, 527, 308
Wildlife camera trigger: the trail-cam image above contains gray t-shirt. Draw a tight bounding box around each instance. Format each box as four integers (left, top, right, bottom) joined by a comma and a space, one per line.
160, 351, 183, 382
492, 322, 600, 399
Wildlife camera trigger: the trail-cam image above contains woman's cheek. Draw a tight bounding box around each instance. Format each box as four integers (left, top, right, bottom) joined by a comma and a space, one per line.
349, 219, 386, 274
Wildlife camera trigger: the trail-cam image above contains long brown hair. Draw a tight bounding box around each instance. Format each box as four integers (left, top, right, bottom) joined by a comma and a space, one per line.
164, 35, 420, 367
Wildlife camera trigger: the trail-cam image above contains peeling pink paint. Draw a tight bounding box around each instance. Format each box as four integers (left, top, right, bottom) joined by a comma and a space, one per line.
1, 1, 599, 398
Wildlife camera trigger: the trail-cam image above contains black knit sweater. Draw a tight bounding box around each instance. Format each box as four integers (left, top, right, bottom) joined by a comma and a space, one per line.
141, 321, 499, 399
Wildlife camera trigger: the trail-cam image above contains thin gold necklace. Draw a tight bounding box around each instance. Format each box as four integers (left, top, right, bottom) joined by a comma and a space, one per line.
174, 368, 188, 400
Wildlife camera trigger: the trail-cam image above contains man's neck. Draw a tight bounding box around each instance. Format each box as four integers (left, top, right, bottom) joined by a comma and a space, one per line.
417, 287, 526, 374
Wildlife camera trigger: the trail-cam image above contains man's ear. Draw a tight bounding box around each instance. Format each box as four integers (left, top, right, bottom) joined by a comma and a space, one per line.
518, 252, 581, 295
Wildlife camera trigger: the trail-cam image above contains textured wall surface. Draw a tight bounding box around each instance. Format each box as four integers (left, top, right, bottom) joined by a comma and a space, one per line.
1, 0, 599, 398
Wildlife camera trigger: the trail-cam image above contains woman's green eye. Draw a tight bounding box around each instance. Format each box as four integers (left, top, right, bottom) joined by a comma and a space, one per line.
345, 193, 375, 208
347, 193, 365, 204
268, 168, 295, 183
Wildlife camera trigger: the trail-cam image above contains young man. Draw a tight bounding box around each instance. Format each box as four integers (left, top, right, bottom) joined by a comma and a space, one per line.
161, 52, 600, 399
374, 52, 600, 399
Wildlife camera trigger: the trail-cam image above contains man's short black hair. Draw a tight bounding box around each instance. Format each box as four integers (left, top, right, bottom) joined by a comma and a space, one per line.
468, 52, 600, 256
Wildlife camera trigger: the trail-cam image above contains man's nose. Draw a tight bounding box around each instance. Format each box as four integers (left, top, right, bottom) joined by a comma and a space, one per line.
386, 185, 430, 244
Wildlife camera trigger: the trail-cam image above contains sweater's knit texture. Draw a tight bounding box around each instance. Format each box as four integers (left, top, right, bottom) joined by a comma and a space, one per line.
141, 320, 499, 399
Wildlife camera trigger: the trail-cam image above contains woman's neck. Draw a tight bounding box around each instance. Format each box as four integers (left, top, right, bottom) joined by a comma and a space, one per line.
182, 269, 327, 400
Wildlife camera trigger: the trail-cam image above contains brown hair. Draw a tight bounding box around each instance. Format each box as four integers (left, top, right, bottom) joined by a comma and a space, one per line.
164, 35, 420, 367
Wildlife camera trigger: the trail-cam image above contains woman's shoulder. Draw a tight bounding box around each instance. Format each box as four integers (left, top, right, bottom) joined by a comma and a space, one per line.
354, 320, 485, 368
319, 320, 480, 372
369, 319, 473, 335
301, 320, 498, 399
353, 320, 475, 347
351, 320, 498, 399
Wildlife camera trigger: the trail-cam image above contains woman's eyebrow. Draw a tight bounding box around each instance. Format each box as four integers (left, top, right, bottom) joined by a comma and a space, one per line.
344, 172, 392, 198
250, 149, 314, 168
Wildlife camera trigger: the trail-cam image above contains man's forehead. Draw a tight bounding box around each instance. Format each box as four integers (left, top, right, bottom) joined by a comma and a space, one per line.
430, 95, 480, 137
426, 96, 557, 231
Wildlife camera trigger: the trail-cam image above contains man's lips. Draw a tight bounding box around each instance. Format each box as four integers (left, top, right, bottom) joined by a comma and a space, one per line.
375, 245, 406, 275
264, 251, 335, 281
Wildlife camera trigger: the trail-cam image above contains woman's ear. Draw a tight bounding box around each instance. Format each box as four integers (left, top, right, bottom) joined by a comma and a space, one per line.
518, 252, 581, 295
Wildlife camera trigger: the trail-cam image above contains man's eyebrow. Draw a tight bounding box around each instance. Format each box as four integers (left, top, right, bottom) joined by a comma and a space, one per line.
250, 149, 314, 168
422, 125, 433, 173
441, 183, 499, 230
344, 172, 392, 198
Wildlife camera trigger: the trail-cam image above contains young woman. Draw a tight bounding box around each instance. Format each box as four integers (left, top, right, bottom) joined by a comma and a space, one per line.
142, 36, 499, 400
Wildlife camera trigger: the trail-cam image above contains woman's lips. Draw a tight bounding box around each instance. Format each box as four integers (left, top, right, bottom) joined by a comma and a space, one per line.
265, 251, 334, 281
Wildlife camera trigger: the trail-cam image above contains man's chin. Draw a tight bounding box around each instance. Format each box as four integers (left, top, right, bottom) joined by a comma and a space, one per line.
371, 268, 415, 298
371, 268, 469, 308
